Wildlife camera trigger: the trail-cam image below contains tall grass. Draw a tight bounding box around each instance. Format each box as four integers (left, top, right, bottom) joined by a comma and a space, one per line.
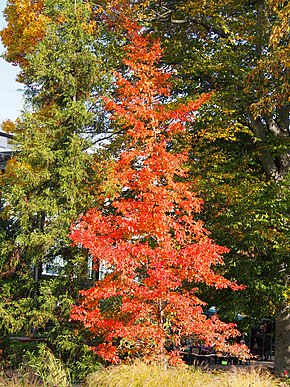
224, 367, 280, 387
86, 361, 281, 387
26, 344, 71, 387
0, 344, 70, 387
0, 359, 282, 386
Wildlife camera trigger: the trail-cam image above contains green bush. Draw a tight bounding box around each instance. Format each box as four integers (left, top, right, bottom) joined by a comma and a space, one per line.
67, 345, 101, 384
1, 338, 39, 369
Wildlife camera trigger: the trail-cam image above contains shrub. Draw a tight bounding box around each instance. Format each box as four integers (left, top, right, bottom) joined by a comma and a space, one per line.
1, 338, 39, 369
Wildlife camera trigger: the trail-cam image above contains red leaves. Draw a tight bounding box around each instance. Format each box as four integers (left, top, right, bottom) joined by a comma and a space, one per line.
70, 16, 246, 364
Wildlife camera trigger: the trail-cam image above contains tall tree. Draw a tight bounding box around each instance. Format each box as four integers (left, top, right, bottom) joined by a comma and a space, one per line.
0, 0, 114, 374
135, 0, 290, 371
70, 17, 247, 364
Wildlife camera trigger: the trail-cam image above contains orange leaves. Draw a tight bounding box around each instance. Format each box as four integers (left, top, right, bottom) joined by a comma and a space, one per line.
1, 0, 49, 66
70, 13, 246, 364
93, 343, 121, 363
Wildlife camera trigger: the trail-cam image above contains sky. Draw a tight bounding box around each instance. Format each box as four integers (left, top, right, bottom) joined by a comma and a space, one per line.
0, 1, 23, 123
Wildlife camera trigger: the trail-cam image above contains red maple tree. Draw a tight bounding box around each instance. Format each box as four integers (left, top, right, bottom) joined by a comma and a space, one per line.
70, 17, 247, 364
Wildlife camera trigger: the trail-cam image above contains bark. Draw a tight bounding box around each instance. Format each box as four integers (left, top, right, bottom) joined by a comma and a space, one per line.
248, 107, 290, 370
248, 111, 290, 181
275, 302, 290, 372
248, 114, 281, 180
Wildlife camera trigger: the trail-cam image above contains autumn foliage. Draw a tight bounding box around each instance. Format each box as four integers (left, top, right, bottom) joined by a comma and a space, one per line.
1, 0, 49, 66
70, 18, 247, 364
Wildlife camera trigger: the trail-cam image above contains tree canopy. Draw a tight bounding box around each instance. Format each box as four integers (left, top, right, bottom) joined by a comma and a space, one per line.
70, 17, 247, 364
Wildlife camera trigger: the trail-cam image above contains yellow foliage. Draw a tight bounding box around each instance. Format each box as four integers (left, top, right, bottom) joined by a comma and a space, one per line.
268, 0, 290, 47
1, 0, 49, 66
196, 123, 251, 143
1, 119, 16, 134
82, 20, 97, 35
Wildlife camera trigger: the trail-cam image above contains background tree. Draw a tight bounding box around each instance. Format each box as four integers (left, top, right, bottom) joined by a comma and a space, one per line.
70, 17, 248, 364
133, 0, 290, 371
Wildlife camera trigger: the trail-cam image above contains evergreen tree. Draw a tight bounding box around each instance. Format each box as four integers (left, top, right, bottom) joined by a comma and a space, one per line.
0, 0, 113, 376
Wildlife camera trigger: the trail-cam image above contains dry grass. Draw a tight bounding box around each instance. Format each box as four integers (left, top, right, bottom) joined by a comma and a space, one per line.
86, 362, 281, 387
0, 370, 41, 386
219, 366, 281, 387
0, 361, 283, 386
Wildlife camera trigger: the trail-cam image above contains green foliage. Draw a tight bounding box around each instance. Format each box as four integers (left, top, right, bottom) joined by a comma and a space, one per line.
1, 338, 39, 369
137, 0, 290, 324
192, 151, 290, 322
0, 0, 118, 375
67, 346, 101, 384
25, 344, 70, 387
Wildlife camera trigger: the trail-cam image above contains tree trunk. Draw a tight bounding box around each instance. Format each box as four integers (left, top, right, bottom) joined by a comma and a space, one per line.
275, 302, 290, 372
